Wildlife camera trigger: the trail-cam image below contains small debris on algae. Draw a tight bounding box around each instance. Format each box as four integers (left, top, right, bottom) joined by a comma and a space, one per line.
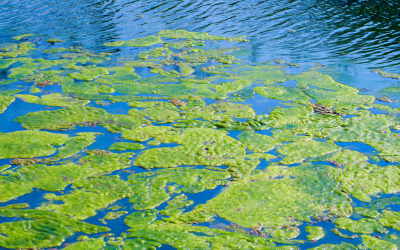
169, 98, 187, 107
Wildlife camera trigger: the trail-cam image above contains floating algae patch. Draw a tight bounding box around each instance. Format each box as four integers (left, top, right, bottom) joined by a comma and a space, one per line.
182, 164, 351, 228
0, 95, 14, 114
100, 211, 128, 224
128, 168, 230, 210
15, 106, 149, 133
15, 93, 90, 107
310, 242, 357, 250
0, 130, 69, 159
332, 162, 400, 202
160, 194, 193, 216
63, 237, 106, 250
277, 140, 341, 165
354, 207, 381, 218
0, 152, 133, 202
334, 217, 388, 234
237, 130, 280, 153
304, 226, 324, 241
370, 197, 400, 209
104, 36, 162, 47
40, 176, 132, 220
158, 29, 247, 42
108, 142, 145, 151
126, 127, 260, 178
0, 208, 108, 249
44, 132, 100, 162
12, 34, 34, 41
359, 235, 397, 250
125, 222, 291, 250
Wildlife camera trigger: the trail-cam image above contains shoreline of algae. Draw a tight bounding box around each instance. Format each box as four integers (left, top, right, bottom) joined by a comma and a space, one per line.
1, 29, 400, 249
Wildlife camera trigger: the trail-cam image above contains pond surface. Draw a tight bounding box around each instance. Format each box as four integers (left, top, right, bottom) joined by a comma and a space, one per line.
1, 0, 400, 249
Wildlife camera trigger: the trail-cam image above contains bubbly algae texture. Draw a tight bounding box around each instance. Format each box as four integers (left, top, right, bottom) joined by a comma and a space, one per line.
2, 29, 400, 249
15, 106, 149, 133
15, 93, 90, 106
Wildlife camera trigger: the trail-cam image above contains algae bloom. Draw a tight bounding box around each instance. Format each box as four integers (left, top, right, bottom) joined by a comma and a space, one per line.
0, 29, 400, 249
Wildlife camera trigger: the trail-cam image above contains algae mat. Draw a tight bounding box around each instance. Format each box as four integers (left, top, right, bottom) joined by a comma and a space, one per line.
0, 30, 400, 249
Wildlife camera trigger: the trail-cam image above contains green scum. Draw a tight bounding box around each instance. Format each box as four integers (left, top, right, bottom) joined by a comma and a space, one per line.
1, 30, 400, 249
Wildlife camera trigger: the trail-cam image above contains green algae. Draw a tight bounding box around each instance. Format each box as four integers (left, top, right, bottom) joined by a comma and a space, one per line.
0, 152, 133, 202
108, 205, 123, 211
0, 130, 68, 159
98, 85, 115, 93
69, 67, 109, 81
124, 209, 157, 228
254, 84, 309, 101
330, 228, 358, 239
126, 222, 283, 250
158, 29, 247, 42
377, 210, 400, 231
0, 57, 32, 69
186, 164, 351, 228
330, 162, 400, 202
15, 93, 90, 107
237, 130, 280, 153
370, 197, 400, 209
3, 29, 400, 249
277, 140, 341, 165
128, 168, 229, 210
0, 208, 108, 249
100, 211, 128, 224
264, 227, 300, 240
103, 67, 140, 82
63, 237, 106, 250
108, 142, 145, 151
126, 127, 256, 175
45, 132, 100, 162
29, 86, 41, 93
129, 106, 180, 122
304, 226, 324, 241
328, 150, 368, 165
15, 106, 149, 133
310, 242, 357, 250
137, 47, 173, 60
359, 235, 397, 250
46, 38, 65, 43
160, 194, 193, 217
0, 165, 11, 173
0, 95, 14, 114
12, 34, 34, 41
372, 69, 400, 79
354, 207, 381, 218
40, 176, 132, 220
104, 36, 162, 47
334, 217, 388, 234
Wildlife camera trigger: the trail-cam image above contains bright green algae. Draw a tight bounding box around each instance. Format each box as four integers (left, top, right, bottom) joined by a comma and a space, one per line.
2, 29, 400, 249
15, 93, 90, 106
15, 106, 149, 133
104, 36, 162, 47
0, 152, 133, 203
0, 208, 108, 249
0, 130, 68, 159
0, 95, 14, 114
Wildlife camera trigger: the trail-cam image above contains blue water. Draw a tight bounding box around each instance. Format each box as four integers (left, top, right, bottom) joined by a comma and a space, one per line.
1, 0, 400, 249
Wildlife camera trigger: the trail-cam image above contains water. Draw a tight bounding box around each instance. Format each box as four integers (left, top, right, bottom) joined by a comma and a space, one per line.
1, 0, 400, 249
1, 0, 400, 68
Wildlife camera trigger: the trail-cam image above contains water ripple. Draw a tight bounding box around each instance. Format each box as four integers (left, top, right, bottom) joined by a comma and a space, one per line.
1, 0, 400, 68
